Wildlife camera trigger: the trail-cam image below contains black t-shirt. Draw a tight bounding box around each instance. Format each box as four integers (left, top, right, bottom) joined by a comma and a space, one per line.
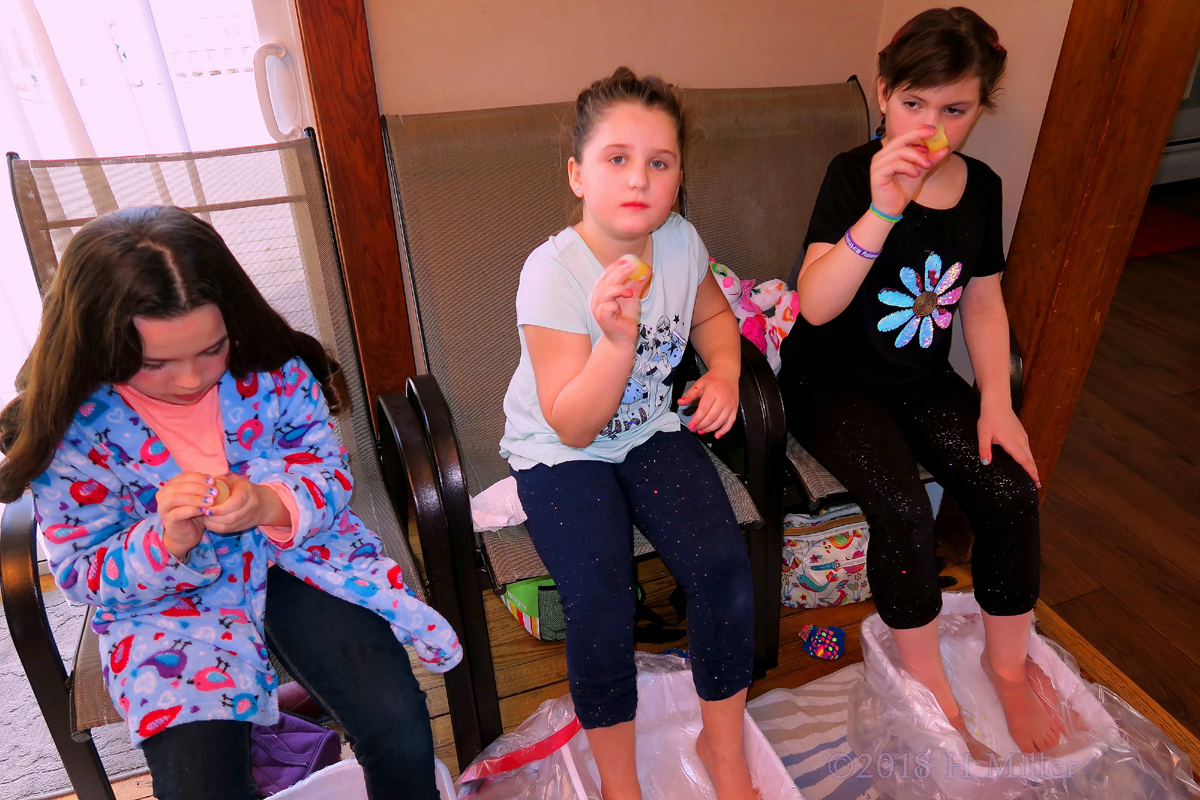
780, 139, 1005, 386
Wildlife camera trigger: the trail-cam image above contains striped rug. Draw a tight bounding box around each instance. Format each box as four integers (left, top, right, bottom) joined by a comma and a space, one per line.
746, 664, 878, 800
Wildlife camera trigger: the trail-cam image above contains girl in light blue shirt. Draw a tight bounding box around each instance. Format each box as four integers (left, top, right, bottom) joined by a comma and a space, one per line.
499, 68, 757, 800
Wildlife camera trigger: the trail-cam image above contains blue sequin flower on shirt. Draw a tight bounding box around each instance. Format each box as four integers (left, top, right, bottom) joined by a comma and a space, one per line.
877, 253, 963, 348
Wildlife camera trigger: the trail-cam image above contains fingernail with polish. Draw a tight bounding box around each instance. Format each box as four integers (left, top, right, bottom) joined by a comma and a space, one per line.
981, 457, 989, 465
209, 487, 217, 496
206, 476, 214, 485
205, 509, 213, 516
204, 497, 212, 505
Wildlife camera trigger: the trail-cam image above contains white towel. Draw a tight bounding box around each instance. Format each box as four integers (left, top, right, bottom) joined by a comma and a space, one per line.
470, 476, 528, 532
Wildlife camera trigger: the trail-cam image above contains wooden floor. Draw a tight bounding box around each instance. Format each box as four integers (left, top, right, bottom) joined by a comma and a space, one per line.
1037, 185, 1200, 744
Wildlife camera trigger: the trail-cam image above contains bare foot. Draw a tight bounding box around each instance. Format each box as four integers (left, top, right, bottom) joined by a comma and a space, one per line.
696, 728, 759, 800
1025, 657, 1072, 733
917, 678, 991, 762
946, 708, 998, 763
982, 652, 1063, 753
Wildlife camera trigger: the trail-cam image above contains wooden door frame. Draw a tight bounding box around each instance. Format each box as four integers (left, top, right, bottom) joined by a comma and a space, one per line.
1005, 0, 1200, 492
291, 0, 414, 422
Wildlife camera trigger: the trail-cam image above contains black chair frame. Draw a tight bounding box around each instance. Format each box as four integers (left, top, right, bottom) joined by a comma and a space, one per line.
1, 494, 118, 800
374, 334, 786, 749
376, 388, 505, 763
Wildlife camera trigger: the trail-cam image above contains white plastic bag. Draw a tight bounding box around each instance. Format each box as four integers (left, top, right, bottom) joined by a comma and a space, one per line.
457, 652, 803, 800
848, 591, 1200, 799
272, 756, 455, 800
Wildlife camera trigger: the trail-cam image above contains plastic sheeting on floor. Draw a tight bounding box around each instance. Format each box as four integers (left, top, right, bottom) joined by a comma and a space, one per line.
457, 652, 803, 800
848, 591, 1200, 799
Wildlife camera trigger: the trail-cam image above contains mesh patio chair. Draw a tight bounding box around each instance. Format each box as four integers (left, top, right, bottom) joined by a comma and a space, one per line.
680, 78, 1023, 513
0, 136, 493, 799
377, 102, 785, 691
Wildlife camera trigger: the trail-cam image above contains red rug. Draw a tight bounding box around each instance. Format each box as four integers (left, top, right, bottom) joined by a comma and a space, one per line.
1128, 203, 1200, 260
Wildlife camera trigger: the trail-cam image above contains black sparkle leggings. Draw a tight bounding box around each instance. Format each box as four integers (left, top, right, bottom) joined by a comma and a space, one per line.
779, 364, 1040, 630
513, 430, 756, 729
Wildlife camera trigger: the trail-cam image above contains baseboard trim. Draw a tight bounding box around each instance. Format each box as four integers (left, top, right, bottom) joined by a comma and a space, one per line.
1035, 599, 1200, 780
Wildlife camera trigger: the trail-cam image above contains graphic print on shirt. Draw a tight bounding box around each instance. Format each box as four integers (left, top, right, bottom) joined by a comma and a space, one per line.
876, 252, 964, 349
599, 315, 686, 440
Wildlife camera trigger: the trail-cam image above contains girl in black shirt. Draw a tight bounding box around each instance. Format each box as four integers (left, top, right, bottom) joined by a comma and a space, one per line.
778, 9, 1062, 757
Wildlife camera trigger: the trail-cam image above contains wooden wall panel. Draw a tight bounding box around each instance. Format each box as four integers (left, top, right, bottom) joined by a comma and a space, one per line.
1004, 0, 1200, 490
292, 0, 414, 419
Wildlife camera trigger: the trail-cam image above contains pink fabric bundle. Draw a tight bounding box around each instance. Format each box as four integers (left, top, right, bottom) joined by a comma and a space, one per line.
709, 259, 799, 373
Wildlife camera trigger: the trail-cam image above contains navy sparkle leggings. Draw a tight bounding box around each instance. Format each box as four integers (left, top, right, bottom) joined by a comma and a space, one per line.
779, 364, 1040, 630
513, 430, 756, 729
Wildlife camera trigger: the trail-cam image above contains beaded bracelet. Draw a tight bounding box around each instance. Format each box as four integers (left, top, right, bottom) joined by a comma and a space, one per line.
844, 229, 881, 260
869, 203, 903, 223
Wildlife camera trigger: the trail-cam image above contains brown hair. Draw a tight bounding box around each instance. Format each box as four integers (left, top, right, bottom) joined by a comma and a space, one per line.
572, 66, 686, 160
876, 7, 1007, 135
0, 206, 344, 502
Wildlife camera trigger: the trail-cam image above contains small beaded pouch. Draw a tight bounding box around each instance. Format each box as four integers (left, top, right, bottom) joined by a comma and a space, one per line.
799, 624, 846, 660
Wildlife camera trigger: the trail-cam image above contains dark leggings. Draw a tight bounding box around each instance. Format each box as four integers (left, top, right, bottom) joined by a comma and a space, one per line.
513, 430, 756, 729
779, 365, 1040, 630
141, 566, 438, 800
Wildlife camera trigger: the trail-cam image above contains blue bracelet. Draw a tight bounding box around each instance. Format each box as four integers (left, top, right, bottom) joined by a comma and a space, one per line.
844, 229, 881, 260
869, 203, 903, 223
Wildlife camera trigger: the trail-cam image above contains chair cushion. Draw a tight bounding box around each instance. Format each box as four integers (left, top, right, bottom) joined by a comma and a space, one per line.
383, 106, 576, 496
785, 432, 933, 504
72, 620, 123, 732
479, 445, 763, 589
679, 82, 870, 287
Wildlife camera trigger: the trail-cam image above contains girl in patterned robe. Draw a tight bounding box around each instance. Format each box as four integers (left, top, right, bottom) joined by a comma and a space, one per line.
0, 206, 459, 800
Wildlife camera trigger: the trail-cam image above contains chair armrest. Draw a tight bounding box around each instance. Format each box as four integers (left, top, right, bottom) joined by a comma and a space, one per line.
736, 340, 787, 677
376, 393, 451, 607
0, 493, 67, 697
401, 376, 504, 760
376, 389, 501, 766
670, 340, 786, 520
1, 494, 115, 797
1010, 329, 1024, 414
670, 341, 702, 408
736, 339, 787, 526
674, 340, 787, 677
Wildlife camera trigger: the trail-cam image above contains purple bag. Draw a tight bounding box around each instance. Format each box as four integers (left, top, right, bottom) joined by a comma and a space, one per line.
250, 711, 343, 796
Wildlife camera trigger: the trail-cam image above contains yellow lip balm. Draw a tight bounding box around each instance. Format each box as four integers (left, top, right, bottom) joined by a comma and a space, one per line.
621, 255, 653, 299
923, 123, 950, 153
212, 476, 232, 505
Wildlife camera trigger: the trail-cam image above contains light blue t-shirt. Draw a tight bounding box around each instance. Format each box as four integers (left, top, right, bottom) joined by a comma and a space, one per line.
500, 212, 710, 470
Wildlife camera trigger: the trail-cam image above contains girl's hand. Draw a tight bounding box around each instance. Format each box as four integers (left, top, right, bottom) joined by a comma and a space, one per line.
978, 405, 1042, 488
155, 472, 214, 559
590, 257, 647, 347
203, 474, 287, 535
678, 370, 739, 439
870, 126, 951, 218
